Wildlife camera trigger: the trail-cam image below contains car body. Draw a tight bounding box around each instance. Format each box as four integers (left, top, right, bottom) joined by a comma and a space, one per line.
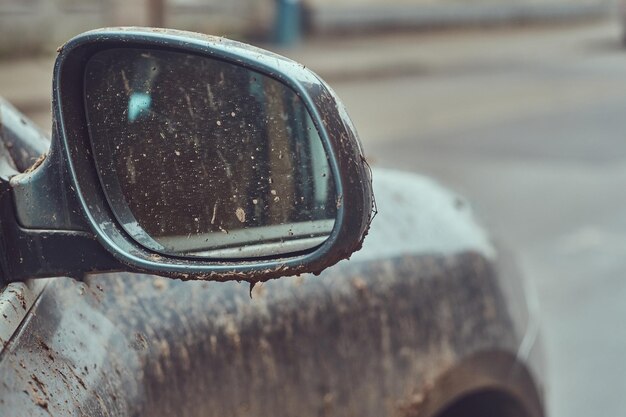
0, 29, 545, 417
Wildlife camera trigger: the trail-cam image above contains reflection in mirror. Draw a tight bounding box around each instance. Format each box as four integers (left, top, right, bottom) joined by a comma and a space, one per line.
84, 48, 337, 258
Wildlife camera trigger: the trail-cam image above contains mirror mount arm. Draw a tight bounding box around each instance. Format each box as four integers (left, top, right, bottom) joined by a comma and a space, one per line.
0, 190, 123, 284
10, 129, 92, 232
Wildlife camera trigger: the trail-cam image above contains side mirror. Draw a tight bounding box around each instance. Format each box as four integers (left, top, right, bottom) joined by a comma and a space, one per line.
1, 28, 374, 283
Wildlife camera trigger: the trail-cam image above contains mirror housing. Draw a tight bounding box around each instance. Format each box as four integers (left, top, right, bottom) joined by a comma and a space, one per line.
2, 28, 374, 283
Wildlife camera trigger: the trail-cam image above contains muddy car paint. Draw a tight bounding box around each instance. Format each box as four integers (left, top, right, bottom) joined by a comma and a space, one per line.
0, 97, 49, 173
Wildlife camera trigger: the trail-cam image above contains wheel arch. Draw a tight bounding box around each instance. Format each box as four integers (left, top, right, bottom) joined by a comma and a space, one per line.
402, 350, 544, 417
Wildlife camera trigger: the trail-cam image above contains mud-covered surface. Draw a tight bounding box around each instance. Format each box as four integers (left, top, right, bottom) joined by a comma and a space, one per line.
0, 281, 46, 352
0, 249, 529, 417
0, 97, 49, 173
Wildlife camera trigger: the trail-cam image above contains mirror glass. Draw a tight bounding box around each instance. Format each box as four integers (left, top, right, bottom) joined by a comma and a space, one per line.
83, 48, 337, 258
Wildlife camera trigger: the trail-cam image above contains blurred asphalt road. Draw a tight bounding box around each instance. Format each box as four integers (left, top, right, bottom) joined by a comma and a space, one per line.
2, 19, 626, 417
293, 20, 626, 417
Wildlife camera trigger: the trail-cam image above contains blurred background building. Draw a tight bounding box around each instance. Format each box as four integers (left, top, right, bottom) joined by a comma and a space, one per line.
0, 0, 273, 55
0, 0, 611, 55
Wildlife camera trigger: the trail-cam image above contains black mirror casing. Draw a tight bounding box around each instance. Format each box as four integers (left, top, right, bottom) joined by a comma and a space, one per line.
2, 28, 374, 283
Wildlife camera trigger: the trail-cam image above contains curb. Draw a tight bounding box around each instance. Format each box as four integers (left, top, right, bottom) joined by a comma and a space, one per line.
310, 2, 612, 33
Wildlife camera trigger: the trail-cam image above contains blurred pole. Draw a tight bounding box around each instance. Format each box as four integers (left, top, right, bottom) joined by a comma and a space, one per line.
274, 0, 301, 47
110, 0, 164, 27
148, 0, 166, 27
